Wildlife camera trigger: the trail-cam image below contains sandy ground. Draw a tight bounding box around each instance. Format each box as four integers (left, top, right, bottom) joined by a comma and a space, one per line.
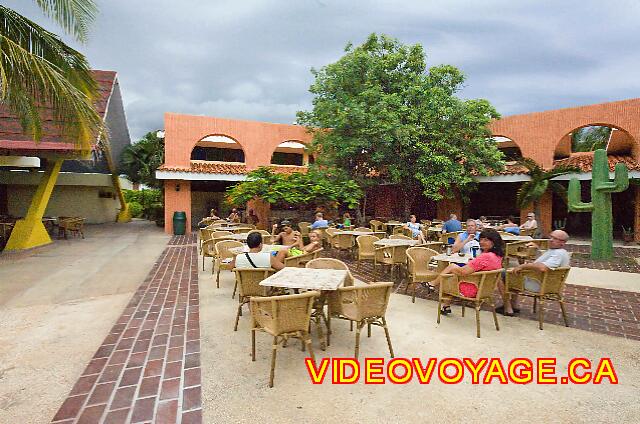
0, 220, 168, 424
200, 268, 640, 424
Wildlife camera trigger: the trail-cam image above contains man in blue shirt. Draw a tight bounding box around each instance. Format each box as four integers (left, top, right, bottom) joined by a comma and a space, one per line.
310, 212, 329, 229
443, 214, 462, 233
451, 219, 480, 254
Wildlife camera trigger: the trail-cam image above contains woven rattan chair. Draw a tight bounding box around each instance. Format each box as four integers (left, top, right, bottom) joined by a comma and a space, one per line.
422, 241, 444, 252
370, 220, 387, 233
520, 228, 536, 237
250, 291, 318, 387
298, 221, 311, 241
250, 230, 273, 244
324, 227, 339, 250
440, 231, 461, 246
390, 234, 412, 240
505, 267, 570, 330
405, 247, 440, 303
200, 231, 233, 271
372, 231, 386, 240
354, 227, 371, 232
327, 282, 394, 358
356, 235, 377, 271
505, 239, 550, 265
214, 240, 244, 286
199, 228, 214, 254
437, 269, 503, 338
305, 257, 354, 286
374, 244, 409, 281
333, 233, 355, 258
283, 248, 324, 268
233, 268, 275, 331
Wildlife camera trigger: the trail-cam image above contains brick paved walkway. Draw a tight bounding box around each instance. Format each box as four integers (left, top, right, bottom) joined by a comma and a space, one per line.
342, 255, 640, 341
51, 234, 201, 424
566, 244, 640, 273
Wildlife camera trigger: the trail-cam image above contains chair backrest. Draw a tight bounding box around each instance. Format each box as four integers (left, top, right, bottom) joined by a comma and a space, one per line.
356, 235, 378, 255
541, 267, 571, 295
459, 269, 503, 300
200, 228, 215, 242
305, 257, 354, 286
420, 219, 431, 227
531, 239, 550, 251
215, 240, 244, 259
250, 291, 318, 335
440, 231, 460, 245
406, 247, 439, 274
334, 233, 354, 249
369, 220, 385, 232
520, 228, 536, 237
387, 220, 401, 225
234, 268, 275, 298
505, 240, 528, 257
325, 227, 338, 237
422, 241, 444, 252
212, 231, 233, 239
354, 227, 371, 232
390, 245, 410, 264
372, 231, 387, 240
390, 234, 411, 240
298, 222, 311, 236
392, 226, 405, 235
335, 282, 393, 321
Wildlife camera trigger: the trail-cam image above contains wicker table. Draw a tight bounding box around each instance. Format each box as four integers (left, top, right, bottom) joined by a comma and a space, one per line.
433, 253, 474, 272
374, 239, 419, 247
260, 267, 348, 350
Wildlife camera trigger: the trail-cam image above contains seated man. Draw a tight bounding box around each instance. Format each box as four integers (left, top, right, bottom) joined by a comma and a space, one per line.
443, 213, 462, 233
499, 216, 520, 235
310, 212, 329, 229
498, 230, 570, 315
197, 209, 221, 228
231, 232, 285, 270
520, 212, 538, 231
451, 219, 480, 254
404, 214, 427, 244
227, 208, 241, 223
271, 220, 300, 246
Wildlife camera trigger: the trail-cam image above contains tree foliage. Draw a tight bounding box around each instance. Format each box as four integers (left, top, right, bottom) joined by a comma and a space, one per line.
516, 158, 579, 212
226, 167, 362, 210
119, 131, 165, 188
0, 1, 103, 147
296, 33, 505, 206
571, 126, 611, 153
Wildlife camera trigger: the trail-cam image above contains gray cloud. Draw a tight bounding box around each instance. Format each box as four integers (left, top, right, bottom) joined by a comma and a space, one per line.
5, 0, 640, 139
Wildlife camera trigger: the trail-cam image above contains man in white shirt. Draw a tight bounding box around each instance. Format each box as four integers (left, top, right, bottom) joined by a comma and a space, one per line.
520, 212, 538, 231
231, 232, 285, 270
499, 230, 570, 315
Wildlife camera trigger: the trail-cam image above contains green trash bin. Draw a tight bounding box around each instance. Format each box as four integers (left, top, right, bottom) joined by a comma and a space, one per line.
173, 211, 187, 235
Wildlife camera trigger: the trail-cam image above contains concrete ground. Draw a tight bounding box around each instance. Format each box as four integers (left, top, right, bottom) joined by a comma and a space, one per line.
200, 267, 640, 424
0, 220, 168, 424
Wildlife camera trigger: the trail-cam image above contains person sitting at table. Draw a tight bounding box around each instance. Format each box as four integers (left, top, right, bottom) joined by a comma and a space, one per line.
197, 209, 221, 227
520, 212, 538, 231
231, 232, 285, 270
451, 219, 480, 254
271, 220, 300, 246
498, 216, 520, 235
433, 228, 504, 315
443, 213, 462, 233
476, 216, 488, 229
310, 212, 329, 229
342, 212, 352, 228
497, 230, 570, 316
288, 230, 323, 256
227, 208, 241, 223
404, 214, 427, 244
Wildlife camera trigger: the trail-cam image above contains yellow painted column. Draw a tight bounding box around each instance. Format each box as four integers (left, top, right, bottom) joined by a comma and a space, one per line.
5, 160, 63, 251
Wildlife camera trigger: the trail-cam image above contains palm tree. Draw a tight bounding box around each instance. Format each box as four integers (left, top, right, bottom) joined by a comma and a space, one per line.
516, 158, 579, 225
0, 0, 102, 148
119, 131, 165, 188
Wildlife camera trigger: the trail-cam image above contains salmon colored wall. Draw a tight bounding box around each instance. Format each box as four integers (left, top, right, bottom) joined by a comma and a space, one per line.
163, 113, 313, 170
164, 180, 191, 234
490, 98, 640, 168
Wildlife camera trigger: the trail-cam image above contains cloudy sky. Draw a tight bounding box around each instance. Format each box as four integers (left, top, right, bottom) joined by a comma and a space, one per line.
6, 0, 640, 140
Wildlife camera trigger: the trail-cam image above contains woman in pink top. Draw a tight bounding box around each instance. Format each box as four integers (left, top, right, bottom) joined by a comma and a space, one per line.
435, 228, 504, 315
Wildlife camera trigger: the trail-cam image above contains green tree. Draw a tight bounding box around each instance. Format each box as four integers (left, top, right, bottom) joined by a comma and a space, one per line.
119, 131, 165, 188
226, 167, 362, 211
0, 0, 103, 148
516, 158, 578, 227
571, 126, 611, 152
297, 33, 504, 217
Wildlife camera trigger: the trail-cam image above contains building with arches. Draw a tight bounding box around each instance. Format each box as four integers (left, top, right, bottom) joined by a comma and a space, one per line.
157, 113, 312, 233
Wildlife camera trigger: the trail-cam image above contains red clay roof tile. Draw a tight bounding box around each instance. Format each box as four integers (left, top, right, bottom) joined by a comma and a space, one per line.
158, 162, 308, 175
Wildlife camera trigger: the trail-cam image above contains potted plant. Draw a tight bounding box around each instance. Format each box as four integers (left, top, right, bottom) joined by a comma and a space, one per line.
622, 226, 634, 244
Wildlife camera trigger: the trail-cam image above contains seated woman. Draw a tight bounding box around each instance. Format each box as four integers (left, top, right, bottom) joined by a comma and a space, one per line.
404, 214, 427, 244
433, 228, 504, 315
498, 216, 520, 235
288, 230, 322, 257
197, 209, 221, 228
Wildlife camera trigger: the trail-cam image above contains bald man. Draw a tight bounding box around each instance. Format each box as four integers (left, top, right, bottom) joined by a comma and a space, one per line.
499, 230, 571, 316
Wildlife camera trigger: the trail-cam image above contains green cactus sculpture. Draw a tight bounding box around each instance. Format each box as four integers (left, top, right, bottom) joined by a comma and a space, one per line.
568, 149, 629, 260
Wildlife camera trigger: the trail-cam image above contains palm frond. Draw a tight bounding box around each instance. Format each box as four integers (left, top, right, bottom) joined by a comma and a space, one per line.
544, 164, 580, 179
517, 157, 543, 179
550, 181, 569, 205
34, 0, 97, 43
0, 5, 102, 147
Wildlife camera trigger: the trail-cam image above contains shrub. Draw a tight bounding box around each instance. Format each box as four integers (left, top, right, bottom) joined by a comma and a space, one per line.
127, 201, 144, 218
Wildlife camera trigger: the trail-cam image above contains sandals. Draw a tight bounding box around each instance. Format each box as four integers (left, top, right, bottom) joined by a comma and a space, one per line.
440, 305, 452, 315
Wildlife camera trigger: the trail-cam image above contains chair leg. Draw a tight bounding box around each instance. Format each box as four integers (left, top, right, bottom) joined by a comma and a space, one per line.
326, 314, 331, 347
251, 329, 256, 361
412, 283, 417, 303
538, 298, 545, 330
269, 336, 278, 388
475, 306, 481, 338
382, 317, 394, 358
437, 297, 442, 324
491, 302, 500, 331
367, 323, 371, 338
234, 303, 242, 331
305, 332, 315, 362
232, 281, 237, 299
533, 297, 537, 313
350, 321, 353, 332
354, 322, 362, 359
216, 267, 221, 288
202, 255, 205, 271
461, 304, 465, 317
559, 299, 569, 327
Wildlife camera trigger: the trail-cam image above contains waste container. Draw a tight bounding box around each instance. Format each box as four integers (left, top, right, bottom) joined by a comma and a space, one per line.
172, 211, 187, 235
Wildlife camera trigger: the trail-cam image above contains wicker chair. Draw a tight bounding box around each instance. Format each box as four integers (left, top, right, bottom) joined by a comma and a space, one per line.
422, 241, 444, 252
298, 221, 311, 241
250, 230, 273, 244
333, 233, 355, 258
440, 231, 461, 245
370, 220, 387, 233
200, 231, 233, 270
214, 240, 244, 286
327, 282, 394, 358
372, 231, 387, 240
390, 234, 412, 240
283, 248, 324, 268
325, 227, 339, 249
505, 267, 570, 330
66, 218, 85, 239
520, 228, 536, 237
305, 257, 354, 286
233, 268, 275, 331
356, 235, 377, 271
405, 247, 440, 303
505, 239, 550, 265
374, 245, 409, 281
199, 228, 215, 254
354, 227, 371, 232
250, 291, 318, 387
436, 269, 503, 338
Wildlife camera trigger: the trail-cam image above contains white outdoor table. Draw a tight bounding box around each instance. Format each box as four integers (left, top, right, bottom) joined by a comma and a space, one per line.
385, 223, 404, 228
433, 253, 474, 272
229, 244, 284, 255
374, 239, 419, 247
219, 233, 249, 242
500, 235, 533, 243
337, 230, 375, 236
260, 267, 348, 350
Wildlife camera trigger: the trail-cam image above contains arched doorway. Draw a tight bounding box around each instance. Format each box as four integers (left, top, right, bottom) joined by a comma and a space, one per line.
270, 140, 307, 166
191, 135, 246, 163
